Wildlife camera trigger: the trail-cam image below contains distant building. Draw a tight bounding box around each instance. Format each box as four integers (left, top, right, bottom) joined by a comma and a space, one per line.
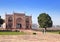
5, 13, 32, 31
32, 24, 39, 29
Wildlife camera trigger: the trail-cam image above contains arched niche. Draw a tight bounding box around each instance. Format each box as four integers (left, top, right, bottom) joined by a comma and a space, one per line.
8, 16, 13, 22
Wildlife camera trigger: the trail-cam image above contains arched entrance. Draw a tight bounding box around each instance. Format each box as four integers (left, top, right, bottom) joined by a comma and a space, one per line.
16, 18, 22, 29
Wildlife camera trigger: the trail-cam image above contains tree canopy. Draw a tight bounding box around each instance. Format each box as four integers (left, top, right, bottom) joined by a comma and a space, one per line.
0, 16, 4, 25
38, 13, 53, 29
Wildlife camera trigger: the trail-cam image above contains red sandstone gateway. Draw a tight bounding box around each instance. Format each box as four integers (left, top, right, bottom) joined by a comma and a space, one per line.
5, 13, 32, 31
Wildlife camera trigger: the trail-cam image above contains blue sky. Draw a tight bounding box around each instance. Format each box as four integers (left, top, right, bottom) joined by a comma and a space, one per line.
0, 0, 60, 25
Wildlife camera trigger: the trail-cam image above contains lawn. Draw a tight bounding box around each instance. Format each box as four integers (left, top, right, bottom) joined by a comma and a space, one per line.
0, 32, 26, 35
46, 30, 60, 34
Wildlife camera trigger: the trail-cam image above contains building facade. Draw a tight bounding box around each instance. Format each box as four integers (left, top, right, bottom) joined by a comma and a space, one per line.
5, 13, 32, 30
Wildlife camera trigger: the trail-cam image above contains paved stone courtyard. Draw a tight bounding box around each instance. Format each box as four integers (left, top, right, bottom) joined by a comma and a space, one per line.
0, 30, 60, 42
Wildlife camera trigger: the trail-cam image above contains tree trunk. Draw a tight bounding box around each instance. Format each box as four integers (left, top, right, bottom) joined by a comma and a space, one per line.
45, 28, 46, 32
0, 24, 1, 27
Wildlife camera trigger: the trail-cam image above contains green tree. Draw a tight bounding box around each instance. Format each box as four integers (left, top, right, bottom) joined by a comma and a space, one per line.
0, 16, 4, 27
38, 13, 53, 31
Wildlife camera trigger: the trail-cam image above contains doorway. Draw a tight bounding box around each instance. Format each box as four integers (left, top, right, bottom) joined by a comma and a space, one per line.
16, 23, 22, 28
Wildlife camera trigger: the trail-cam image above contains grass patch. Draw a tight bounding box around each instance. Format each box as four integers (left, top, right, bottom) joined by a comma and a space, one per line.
0, 31, 26, 35
46, 30, 60, 34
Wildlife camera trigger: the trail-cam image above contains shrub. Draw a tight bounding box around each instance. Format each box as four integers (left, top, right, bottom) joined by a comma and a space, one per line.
59, 32, 60, 34
14, 30, 20, 32
33, 32, 36, 35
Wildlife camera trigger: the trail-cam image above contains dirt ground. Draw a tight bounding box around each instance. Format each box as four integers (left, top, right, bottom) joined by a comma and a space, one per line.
0, 30, 60, 42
